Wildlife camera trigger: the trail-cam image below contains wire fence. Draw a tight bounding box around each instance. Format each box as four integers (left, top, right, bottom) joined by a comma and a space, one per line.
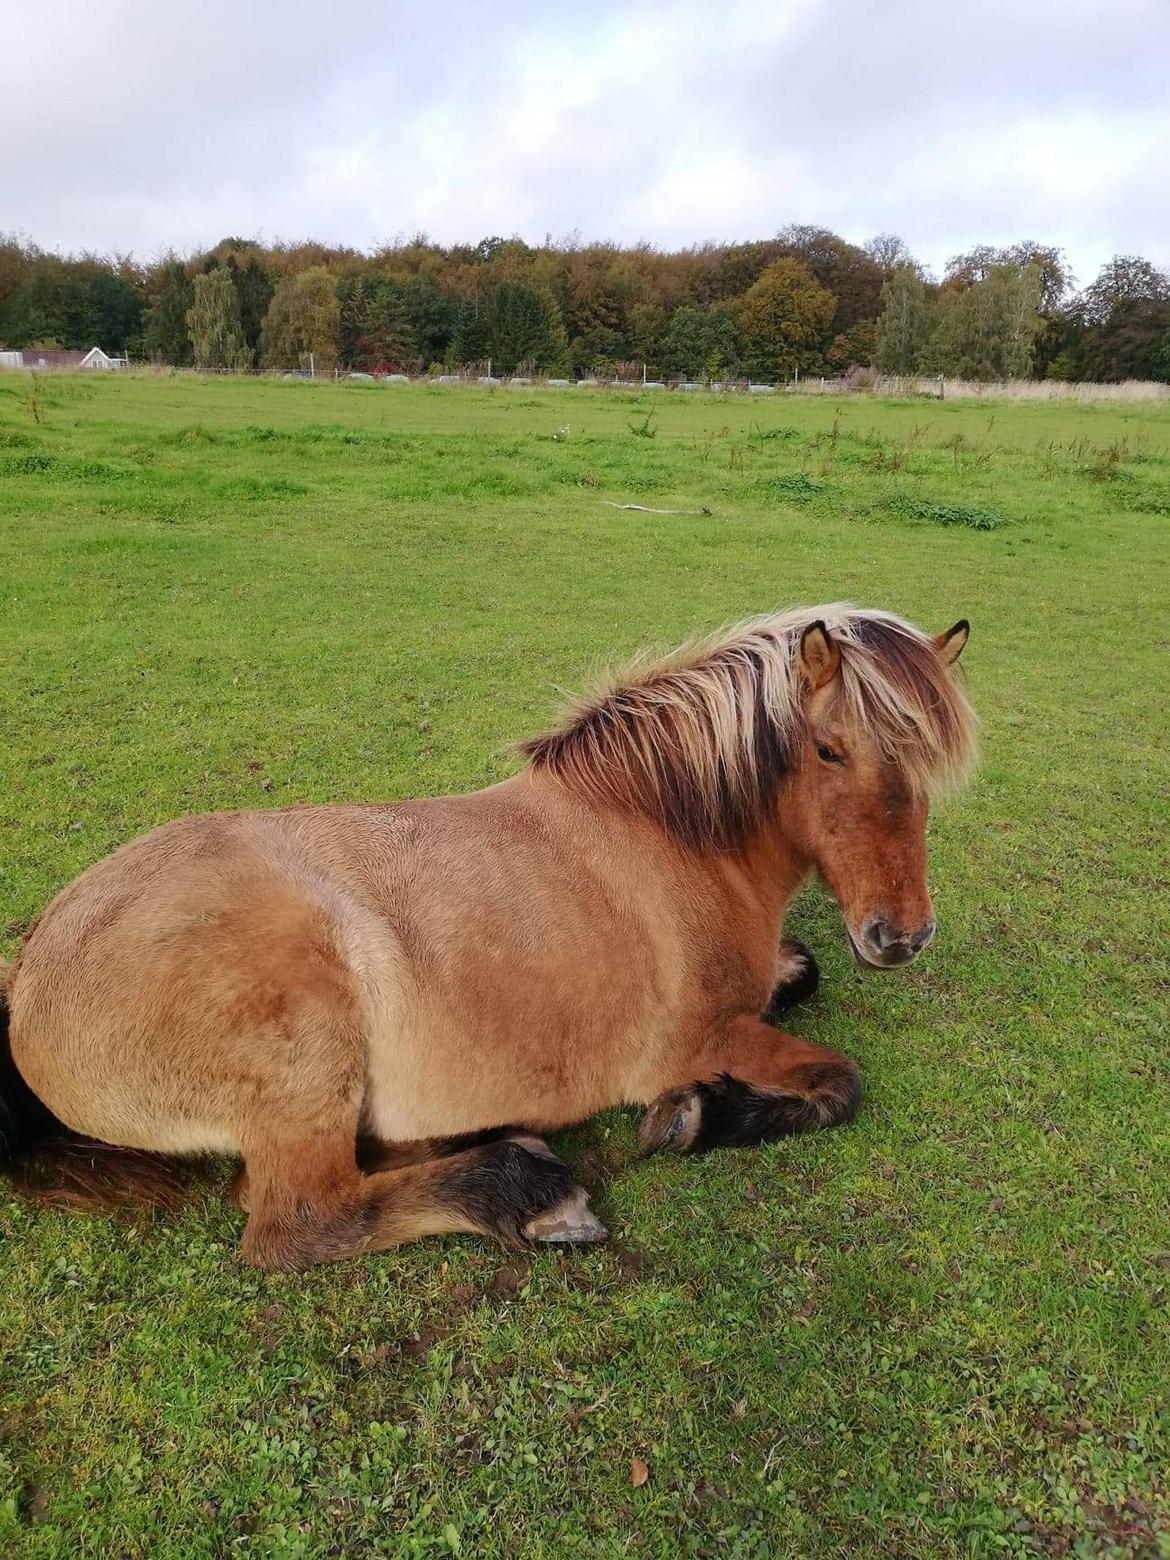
3, 357, 1168, 401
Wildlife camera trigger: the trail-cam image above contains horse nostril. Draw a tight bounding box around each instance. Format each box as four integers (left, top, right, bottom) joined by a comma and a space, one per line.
861, 917, 934, 962
910, 918, 937, 954
863, 918, 900, 951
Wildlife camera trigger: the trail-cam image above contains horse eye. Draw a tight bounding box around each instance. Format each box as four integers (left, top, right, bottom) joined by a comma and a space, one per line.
815, 742, 844, 766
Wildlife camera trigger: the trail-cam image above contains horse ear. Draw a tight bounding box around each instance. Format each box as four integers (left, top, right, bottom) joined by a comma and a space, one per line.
932, 619, 970, 667
799, 621, 841, 691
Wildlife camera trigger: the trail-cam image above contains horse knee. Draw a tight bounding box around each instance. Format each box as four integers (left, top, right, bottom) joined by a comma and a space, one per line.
240, 1186, 373, 1270
235, 1130, 367, 1269
241, 1212, 310, 1271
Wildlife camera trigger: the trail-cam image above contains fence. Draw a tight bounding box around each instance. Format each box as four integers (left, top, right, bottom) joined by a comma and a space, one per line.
4, 357, 1168, 401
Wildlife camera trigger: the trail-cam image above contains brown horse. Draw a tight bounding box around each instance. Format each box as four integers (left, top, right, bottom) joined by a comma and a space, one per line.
0, 605, 974, 1269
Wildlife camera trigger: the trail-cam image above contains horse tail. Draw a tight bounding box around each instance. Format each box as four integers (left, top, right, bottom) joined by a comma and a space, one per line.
0, 959, 190, 1211
0, 959, 62, 1162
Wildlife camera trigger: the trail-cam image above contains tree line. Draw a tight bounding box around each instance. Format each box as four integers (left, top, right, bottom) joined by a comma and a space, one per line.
1, 229, 1168, 383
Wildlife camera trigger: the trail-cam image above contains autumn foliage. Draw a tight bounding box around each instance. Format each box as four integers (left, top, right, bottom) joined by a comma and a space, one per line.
1, 227, 1167, 382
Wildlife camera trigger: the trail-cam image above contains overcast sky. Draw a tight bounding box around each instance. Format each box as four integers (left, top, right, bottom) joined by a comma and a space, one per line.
4, 0, 1168, 286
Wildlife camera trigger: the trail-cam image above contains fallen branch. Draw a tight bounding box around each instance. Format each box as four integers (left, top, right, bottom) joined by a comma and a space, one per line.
601, 501, 712, 516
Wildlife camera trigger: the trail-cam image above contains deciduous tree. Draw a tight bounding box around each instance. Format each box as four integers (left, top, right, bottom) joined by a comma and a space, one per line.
1073, 255, 1170, 381
186, 268, 250, 372
929, 265, 1043, 380
659, 303, 741, 380
144, 260, 194, 364
261, 266, 341, 372
735, 259, 834, 380
874, 268, 932, 373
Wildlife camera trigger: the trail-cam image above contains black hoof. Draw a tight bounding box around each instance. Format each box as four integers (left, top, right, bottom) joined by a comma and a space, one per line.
442, 1140, 606, 1247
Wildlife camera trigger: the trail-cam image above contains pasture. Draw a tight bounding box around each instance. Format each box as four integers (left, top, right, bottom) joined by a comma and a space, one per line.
1, 375, 1168, 1558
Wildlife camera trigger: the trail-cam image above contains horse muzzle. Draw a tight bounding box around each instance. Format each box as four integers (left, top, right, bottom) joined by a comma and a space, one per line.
848, 916, 936, 969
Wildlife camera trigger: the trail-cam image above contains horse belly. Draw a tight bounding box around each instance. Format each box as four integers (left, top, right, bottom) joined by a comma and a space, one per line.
361, 974, 660, 1141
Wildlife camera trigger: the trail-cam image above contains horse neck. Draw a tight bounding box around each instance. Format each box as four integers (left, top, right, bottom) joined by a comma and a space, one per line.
708, 805, 812, 934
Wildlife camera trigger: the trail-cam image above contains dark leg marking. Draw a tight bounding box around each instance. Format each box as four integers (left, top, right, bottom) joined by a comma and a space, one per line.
438, 1139, 607, 1244
639, 1059, 860, 1156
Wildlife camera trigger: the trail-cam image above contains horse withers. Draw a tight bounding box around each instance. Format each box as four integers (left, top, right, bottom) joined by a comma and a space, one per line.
1, 605, 974, 1269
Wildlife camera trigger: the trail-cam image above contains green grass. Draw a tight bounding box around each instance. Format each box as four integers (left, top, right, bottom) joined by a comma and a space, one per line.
1, 374, 1168, 1558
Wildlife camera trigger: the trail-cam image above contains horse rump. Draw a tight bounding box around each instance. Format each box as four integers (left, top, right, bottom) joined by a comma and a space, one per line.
0, 966, 188, 1212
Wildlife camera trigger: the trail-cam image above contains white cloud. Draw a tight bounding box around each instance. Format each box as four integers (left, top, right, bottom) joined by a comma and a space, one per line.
2, 0, 1167, 283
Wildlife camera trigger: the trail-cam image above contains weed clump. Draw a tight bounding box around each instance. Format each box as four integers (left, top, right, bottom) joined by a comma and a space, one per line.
765, 473, 823, 502
0, 452, 120, 481
887, 496, 1005, 531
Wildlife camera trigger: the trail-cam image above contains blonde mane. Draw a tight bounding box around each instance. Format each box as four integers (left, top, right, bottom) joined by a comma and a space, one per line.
520, 604, 978, 849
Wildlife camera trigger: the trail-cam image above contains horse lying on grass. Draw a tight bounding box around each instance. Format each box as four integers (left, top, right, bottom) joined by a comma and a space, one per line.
1, 604, 974, 1269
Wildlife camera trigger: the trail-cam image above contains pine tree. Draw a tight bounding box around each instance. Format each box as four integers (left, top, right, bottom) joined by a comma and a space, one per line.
450, 294, 491, 365
483, 282, 569, 375
231, 257, 274, 364
340, 277, 417, 369
399, 277, 456, 366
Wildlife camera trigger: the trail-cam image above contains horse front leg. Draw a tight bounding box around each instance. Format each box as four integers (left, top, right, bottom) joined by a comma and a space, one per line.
638, 1015, 859, 1155
762, 936, 819, 1023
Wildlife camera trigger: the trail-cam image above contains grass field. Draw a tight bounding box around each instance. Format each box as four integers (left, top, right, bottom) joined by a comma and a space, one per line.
1, 374, 1168, 1559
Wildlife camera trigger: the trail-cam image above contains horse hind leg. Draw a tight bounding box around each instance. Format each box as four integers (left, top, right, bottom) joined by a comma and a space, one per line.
352, 1123, 603, 1242
227, 988, 606, 1267
355, 1125, 557, 1174
239, 1128, 607, 1270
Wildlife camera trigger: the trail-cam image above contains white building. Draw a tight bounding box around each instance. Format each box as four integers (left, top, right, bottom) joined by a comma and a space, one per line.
0, 347, 127, 371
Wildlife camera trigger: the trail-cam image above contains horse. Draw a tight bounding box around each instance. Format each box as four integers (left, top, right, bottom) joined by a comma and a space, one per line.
0, 604, 975, 1270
